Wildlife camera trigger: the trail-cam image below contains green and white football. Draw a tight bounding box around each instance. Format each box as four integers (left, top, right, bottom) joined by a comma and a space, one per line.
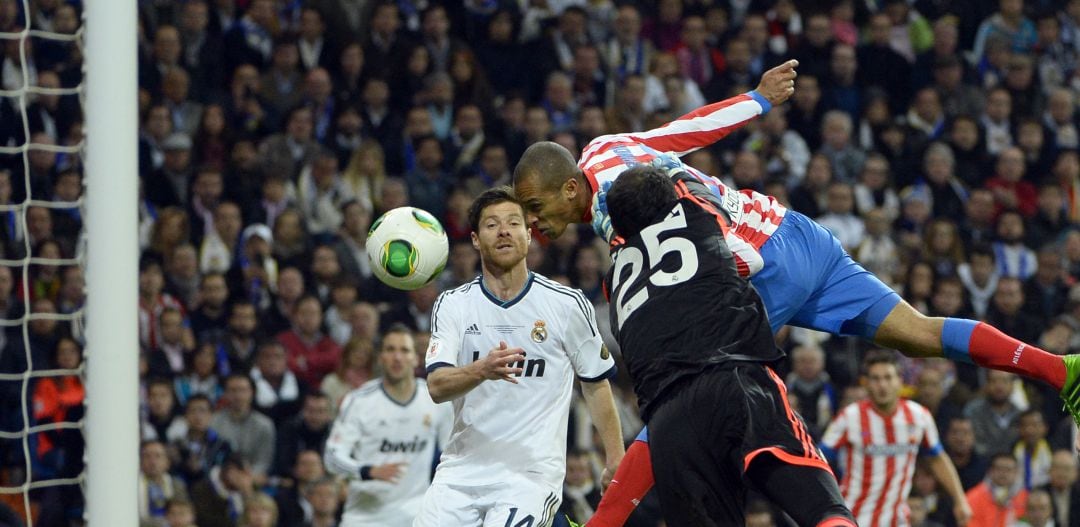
367, 207, 449, 290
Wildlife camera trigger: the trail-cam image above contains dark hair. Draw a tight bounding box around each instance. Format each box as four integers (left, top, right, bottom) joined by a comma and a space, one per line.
989, 452, 1018, 467
967, 242, 995, 261
1018, 409, 1045, 423
185, 394, 213, 411
224, 372, 254, 389
467, 185, 523, 232
861, 349, 899, 375
606, 165, 678, 239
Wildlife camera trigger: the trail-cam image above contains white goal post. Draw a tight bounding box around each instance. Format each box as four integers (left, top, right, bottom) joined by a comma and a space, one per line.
83, 1, 139, 526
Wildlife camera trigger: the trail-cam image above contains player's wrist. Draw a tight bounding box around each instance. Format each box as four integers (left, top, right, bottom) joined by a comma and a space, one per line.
359, 465, 373, 480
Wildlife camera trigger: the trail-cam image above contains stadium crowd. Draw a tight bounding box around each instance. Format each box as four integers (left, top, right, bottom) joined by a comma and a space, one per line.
5, 0, 1080, 525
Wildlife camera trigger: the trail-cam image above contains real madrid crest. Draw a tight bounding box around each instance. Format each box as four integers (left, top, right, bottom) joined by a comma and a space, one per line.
531, 320, 548, 343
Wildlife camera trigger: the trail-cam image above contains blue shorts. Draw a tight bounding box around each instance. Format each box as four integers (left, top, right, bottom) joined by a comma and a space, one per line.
751, 210, 900, 339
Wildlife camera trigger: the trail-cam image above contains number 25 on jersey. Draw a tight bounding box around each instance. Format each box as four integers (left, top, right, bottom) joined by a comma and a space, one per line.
609, 203, 699, 330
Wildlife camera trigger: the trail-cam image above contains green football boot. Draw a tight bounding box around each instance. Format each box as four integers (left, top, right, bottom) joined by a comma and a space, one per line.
1061, 355, 1080, 425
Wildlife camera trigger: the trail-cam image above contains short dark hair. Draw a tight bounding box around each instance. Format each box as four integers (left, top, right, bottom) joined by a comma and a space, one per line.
185, 394, 212, 411
467, 185, 523, 232
862, 349, 899, 375
606, 165, 678, 239
513, 141, 578, 192
989, 452, 1018, 467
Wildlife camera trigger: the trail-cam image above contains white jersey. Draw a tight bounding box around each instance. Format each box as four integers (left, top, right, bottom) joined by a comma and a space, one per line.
424, 273, 616, 491
821, 399, 943, 527
324, 378, 452, 527
578, 92, 787, 277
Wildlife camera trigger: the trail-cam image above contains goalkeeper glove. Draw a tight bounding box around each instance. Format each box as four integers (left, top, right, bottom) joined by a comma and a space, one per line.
649, 152, 685, 177
591, 180, 614, 243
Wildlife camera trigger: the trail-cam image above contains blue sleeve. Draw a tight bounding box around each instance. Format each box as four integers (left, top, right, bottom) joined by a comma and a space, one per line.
921, 443, 944, 457
635, 426, 649, 443
747, 90, 772, 115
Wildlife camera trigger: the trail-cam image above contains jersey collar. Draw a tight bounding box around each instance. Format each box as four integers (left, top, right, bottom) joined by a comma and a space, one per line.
479, 272, 534, 309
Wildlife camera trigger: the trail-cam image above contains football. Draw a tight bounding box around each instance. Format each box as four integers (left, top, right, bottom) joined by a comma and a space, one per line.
367, 207, 450, 291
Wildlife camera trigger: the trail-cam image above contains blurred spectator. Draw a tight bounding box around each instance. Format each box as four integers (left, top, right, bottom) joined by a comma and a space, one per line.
171, 395, 232, 484
1025, 248, 1069, 321
260, 106, 319, 180
241, 492, 278, 527
1014, 409, 1052, 490
303, 477, 340, 527
816, 181, 864, 251
819, 110, 865, 184
784, 344, 835, 439
559, 449, 601, 524
164, 498, 198, 527
982, 88, 1016, 156
273, 392, 332, 479
139, 440, 189, 527
174, 341, 223, 408
142, 377, 185, 443
165, 244, 200, 310
190, 455, 259, 527
964, 370, 1021, 456
324, 280, 358, 344
993, 211, 1038, 280
1021, 488, 1056, 527
309, 245, 342, 304
404, 135, 451, 221
924, 219, 966, 278
264, 266, 306, 337
1028, 184, 1070, 249
958, 244, 1000, 319
277, 295, 342, 387
987, 276, 1043, 345
973, 0, 1036, 64
1040, 449, 1080, 526
908, 494, 945, 527
320, 339, 374, 411
148, 307, 194, 378
945, 417, 991, 491
274, 449, 327, 527
966, 453, 1029, 527
222, 301, 259, 375
259, 39, 304, 118
295, 147, 349, 238
212, 374, 276, 483
189, 272, 230, 344
250, 340, 305, 426
199, 201, 243, 275
223, 0, 276, 71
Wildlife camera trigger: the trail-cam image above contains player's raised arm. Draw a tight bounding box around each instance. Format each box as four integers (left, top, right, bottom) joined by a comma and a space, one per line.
599, 60, 798, 157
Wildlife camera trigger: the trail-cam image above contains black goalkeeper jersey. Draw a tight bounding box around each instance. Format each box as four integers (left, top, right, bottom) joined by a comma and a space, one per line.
604, 174, 783, 420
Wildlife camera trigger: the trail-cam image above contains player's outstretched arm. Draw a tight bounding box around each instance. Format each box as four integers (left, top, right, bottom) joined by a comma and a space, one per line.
580, 379, 625, 488
427, 341, 525, 403
929, 451, 972, 526
605, 60, 798, 158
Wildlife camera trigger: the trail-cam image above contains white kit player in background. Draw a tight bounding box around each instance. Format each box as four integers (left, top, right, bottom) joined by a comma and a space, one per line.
324, 324, 452, 527
414, 187, 625, 527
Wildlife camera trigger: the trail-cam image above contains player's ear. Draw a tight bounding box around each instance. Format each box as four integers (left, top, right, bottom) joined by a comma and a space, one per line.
470, 231, 480, 251
563, 175, 578, 200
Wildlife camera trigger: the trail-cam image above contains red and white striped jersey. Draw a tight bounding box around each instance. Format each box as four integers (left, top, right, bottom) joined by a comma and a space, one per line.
821, 399, 943, 527
578, 92, 787, 277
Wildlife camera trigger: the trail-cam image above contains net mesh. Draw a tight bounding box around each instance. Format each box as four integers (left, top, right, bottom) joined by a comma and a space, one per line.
0, 2, 86, 525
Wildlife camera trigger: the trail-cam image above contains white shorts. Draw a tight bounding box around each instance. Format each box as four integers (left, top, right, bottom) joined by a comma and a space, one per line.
412, 478, 562, 527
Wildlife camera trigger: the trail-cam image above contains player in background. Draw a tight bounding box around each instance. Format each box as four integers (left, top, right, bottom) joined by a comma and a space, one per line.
323, 324, 452, 527
511, 61, 1080, 525
414, 187, 624, 527
600, 166, 855, 526
820, 351, 971, 527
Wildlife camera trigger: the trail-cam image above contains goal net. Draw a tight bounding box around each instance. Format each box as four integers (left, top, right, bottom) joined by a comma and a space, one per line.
0, 1, 138, 525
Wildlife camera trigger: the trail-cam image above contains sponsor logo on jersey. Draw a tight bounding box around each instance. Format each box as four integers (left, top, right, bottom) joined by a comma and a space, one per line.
465, 323, 481, 335
531, 320, 548, 343
864, 442, 920, 457
470, 350, 547, 377
379, 436, 430, 453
